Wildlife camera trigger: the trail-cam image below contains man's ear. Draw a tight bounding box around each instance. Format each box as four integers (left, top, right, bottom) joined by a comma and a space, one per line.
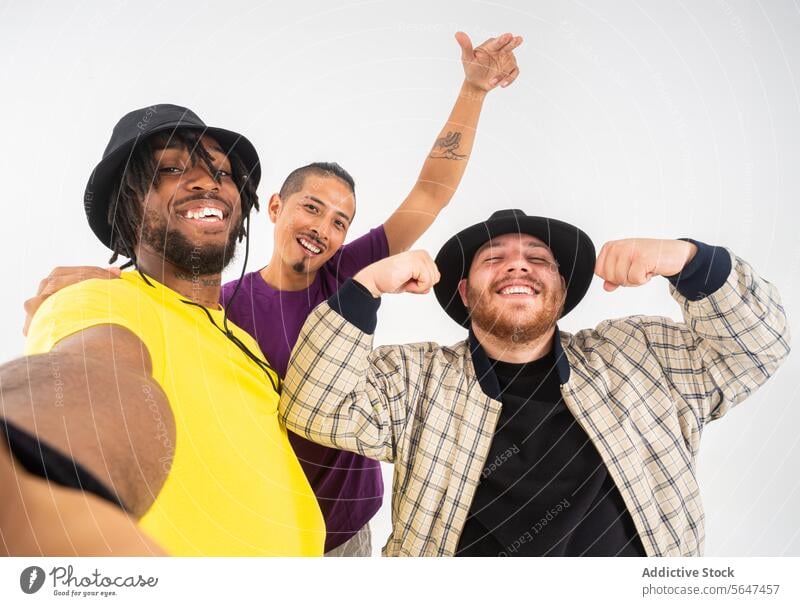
267, 193, 282, 224
457, 278, 469, 307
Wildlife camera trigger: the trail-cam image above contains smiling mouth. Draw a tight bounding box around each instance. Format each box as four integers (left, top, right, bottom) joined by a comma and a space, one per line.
496, 284, 542, 296
297, 236, 324, 256
177, 206, 228, 224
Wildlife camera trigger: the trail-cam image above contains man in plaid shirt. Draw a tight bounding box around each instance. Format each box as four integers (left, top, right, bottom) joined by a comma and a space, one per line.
280, 209, 791, 556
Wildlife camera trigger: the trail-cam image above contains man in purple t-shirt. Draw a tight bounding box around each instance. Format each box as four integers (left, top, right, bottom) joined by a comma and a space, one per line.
221, 219, 389, 554
23, 31, 523, 555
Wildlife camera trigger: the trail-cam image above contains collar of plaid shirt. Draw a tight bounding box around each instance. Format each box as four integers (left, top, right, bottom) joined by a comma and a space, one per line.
467, 328, 571, 397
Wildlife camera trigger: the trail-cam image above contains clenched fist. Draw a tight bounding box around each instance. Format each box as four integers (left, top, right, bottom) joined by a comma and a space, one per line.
595, 239, 698, 292
353, 250, 441, 298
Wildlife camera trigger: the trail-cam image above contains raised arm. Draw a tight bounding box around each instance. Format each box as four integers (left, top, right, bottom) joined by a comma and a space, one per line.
383, 32, 522, 254
594, 238, 791, 444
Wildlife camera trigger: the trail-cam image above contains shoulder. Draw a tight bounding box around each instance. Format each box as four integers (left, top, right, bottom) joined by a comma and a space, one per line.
39, 274, 148, 315
26, 274, 161, 356
563, 314, 691, 360
370, 339, 468, 372
221, 271, 261, 305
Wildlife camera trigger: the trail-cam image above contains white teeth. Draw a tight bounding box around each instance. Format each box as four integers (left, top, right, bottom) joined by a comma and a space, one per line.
299, 238, 322, 254
500, 286, 535, 295
183, 207, 223, 220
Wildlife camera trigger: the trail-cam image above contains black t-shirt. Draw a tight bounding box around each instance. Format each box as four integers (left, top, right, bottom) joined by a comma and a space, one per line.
456, 349, 645, 556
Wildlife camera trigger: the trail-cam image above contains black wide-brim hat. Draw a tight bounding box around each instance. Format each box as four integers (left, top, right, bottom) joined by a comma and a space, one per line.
434, 209, 596, 327
84, 104, 261, 249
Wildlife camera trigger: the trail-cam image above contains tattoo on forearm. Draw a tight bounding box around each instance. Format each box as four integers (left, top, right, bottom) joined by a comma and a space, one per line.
174, 272, 221, 287
430, 131, 467, 160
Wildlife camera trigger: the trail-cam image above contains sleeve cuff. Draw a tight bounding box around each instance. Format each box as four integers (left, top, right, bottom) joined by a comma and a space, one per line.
666, 238, 732, 301
327, 278, 381, 334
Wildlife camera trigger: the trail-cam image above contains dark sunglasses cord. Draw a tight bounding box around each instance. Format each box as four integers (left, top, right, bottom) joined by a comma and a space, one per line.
181, 212, 282, 394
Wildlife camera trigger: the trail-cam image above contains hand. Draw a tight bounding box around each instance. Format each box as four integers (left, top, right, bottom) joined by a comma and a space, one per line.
595, 239, 698, 292
456, 31, 522, 91
353, 250, 441, 298
23, 266, 121, 335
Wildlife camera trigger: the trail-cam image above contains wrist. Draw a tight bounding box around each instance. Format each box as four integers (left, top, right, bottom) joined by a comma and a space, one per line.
460, 80, 487, 101
353, 271, 382, 298
680, 240, 698, 268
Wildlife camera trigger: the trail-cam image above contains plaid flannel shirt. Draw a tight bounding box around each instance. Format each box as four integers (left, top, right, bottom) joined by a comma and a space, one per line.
280, 247, 790, 556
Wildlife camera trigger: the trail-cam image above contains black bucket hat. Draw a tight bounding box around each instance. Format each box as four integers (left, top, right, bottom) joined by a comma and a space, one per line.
434, 209, 596, 327
84, 104, 261, 249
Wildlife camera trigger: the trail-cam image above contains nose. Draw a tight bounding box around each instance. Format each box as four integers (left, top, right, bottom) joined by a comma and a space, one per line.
185, 164, 219, 192
309, 221, 329, 243
505, 252, 530, 274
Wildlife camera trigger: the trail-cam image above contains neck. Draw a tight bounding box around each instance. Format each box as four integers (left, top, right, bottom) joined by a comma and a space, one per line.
472, 323, 556, 364
135, 245, 222, 309
259, 253, 317, 291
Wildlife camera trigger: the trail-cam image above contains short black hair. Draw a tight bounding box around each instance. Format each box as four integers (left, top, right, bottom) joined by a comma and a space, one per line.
278, 162, 355, 201
107, 128, 259, 266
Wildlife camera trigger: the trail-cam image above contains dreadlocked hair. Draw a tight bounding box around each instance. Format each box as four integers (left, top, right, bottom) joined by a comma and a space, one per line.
106, 128, 259, 268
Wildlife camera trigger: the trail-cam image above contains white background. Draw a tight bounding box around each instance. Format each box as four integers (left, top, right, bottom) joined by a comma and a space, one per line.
0, 0, 798, 556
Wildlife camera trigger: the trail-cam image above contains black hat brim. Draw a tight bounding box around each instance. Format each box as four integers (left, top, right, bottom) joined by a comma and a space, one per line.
433, 215, 596, 327
84, 124, 261, 250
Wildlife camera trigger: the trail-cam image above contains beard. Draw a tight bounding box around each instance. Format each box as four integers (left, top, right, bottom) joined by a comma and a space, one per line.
140, 208, 240, 275
466, 278, 566, 344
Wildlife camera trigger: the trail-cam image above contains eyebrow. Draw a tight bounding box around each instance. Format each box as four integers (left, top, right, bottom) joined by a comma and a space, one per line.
476, 240, 552, 256
305, 195, 353, 223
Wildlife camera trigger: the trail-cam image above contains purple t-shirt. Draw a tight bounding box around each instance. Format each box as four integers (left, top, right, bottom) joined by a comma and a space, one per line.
220, 226, 389, 552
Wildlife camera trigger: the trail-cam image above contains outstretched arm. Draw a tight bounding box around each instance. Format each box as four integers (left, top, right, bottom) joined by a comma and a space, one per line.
0, 441, 165, 556
383, 32, 522, 254
2, 325, 174, 519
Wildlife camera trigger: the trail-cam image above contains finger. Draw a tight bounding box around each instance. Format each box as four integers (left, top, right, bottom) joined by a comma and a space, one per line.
603, 280, 619, 292
454, 31, 474, 60
404, 281, 431, 295
626, 259, 649, 286
613, 251, 631, 287
22, 297, 44, 336
595, 242, 610, 274
500, 66, 520, 87
594, 243, 611, 278
494, 33, 518, 54
484, 32, 513, 52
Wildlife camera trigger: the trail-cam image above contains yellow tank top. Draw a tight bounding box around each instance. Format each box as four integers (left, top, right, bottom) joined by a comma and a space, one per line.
26, 272, 325, 555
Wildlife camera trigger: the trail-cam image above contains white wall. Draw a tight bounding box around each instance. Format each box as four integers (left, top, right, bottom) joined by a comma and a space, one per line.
1, 0, 798, 556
